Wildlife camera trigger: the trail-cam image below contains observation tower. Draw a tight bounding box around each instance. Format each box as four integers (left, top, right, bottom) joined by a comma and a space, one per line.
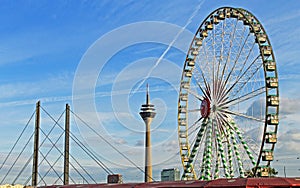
139, 84, 156, 182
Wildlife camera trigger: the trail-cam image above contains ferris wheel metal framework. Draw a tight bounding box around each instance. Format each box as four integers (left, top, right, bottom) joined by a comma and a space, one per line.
177, 7, 279, 180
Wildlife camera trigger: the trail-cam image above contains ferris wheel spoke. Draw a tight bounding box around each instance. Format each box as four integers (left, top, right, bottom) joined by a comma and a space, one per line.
188, 109, 201, 113
187, 89, 204, 101
220, 109, 264, 123
219, 20, 245, 86
229, 66, 263, 101
200, 32, 217, 99
217, 18, 226, 81
212, 21, 217, 101
231, 39, 256, 82
198, 41, 213, 73
217, 54, 261, 103
214, 21, 223, 89
193, 72, 211, 100
193, 64, 211, 100
215, 19, 238, 101
231, 54, 261, 88
224, 29, 252, 90
216, 30, 253, 104
187, 117, 203, 136
217, 33, 253, 104
219, 86, 265, 108
225, 42, 259, 100
215, 112, 235, 134
214, 58, 223, 102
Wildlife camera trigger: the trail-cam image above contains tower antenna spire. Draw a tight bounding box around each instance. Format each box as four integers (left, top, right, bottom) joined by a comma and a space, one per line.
146, 83, 150, 105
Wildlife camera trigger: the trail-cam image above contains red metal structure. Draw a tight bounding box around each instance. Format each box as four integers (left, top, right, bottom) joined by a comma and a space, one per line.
39, 178, 300, 188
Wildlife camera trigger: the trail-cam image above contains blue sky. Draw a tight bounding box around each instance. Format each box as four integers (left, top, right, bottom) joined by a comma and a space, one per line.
0, 0, 300, 185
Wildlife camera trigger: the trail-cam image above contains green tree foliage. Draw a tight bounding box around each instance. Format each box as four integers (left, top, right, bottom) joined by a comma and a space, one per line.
245, 167, 278, 178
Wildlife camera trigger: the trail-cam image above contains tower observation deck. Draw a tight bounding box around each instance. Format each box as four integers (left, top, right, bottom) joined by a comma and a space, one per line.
139, 84, 156, 182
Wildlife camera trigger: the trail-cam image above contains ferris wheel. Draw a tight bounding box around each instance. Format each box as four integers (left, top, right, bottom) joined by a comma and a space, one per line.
177, 7, 279, 180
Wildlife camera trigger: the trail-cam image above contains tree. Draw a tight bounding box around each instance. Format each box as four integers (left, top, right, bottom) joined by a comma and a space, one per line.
245, 166, 278, 178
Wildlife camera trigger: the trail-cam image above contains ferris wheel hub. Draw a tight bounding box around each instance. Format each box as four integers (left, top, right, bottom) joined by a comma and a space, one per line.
200, 97, 211, 118
212, 104, 217, 112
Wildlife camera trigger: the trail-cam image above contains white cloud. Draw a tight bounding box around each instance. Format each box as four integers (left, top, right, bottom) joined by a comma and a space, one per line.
265, 9, 300, 27
0, 71, 73, 102
277, 129, 300, 154
279, 98, 300, 115
135, 140, 144, 147
113, 138, 128, 145
162, 140, 179, 153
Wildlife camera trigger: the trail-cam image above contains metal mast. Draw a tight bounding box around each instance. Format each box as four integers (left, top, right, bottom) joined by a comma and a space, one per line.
139, 84, 156, 182
64, 104, 70, 185
32, 101, 40, 186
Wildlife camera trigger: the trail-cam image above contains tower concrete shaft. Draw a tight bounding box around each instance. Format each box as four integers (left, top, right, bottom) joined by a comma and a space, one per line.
139, 84, 156, 182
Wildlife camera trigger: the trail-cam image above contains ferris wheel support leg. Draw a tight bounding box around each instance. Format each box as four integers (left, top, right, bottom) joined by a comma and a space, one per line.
232, 122, 256, 166
201, 119, 213, 180
228, 124, 245, 178
182, 118, 208, 180
216, 128, 230, 178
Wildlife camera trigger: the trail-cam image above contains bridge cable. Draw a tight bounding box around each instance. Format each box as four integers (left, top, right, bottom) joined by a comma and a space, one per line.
38, 153, 63, 185
0, 110, 35, 177
66, 129, 113, 175
38, 136, 64, 185
19, 109, 92, 185
38, 172, 47, 185
17, 112, 64, 185
38, 123, 65, 183
39, 141, 64, 183
69, 173, 77, 184
38, 109, 96, 184
40, 106, 112, 176
53, 173, 63, 185
69, 137, 113, 175
40, 106, 113, 175
24, 175, 31, 186
12, 153, 33, 184
31, 110, 65, 185
40, 106, 111, 180
40, 127, 97, 184
1, 129, 35, 184
39, 152, 62, 183
52, 173, 77, 185
70, 110, 156, 182
70, 153, 97, 184
24, 108, 94, 185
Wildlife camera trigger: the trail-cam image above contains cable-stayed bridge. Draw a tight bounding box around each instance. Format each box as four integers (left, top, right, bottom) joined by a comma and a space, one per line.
0, 101, 144, 186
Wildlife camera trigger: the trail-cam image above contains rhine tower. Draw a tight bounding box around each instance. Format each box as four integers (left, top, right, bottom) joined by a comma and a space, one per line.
139, 84, 156, 182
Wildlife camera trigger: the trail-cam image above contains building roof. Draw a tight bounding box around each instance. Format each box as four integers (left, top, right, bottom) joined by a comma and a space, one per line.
39, 178, 300, 188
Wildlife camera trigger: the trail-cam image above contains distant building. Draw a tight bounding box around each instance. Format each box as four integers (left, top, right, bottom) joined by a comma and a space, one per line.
107, 174, 123, 184
0, 184, 24, 188
161, 168, 180, 181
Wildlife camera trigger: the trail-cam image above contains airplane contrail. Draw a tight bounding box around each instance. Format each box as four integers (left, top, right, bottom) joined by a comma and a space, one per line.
131, 0, 205, 96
